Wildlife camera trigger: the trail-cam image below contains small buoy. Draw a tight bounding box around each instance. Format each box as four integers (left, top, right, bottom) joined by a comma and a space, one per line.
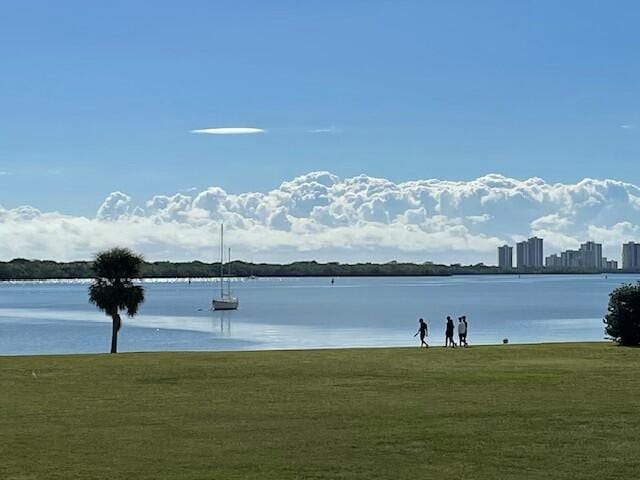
503, 338, 509, 344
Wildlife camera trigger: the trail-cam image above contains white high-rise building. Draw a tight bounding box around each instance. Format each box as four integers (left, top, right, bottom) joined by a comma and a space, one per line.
545, 254, 562, 268
622, 242, 640, 271
561, 250, 581, 268
603, 258, 618, 271
528, 237, 544, 268
580, 241, 603, 269
516, 241, 528, 269
517, 237, 544, 269
498, 245, 513, 269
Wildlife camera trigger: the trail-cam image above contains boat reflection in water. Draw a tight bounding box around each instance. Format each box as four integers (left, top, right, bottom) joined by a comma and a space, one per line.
217, 310, 232, 335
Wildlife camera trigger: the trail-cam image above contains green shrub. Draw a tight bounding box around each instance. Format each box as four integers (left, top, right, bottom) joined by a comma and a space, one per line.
604, 282, 640, 346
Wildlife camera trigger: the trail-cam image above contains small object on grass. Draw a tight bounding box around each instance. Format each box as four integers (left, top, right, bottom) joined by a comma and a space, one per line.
31, 370, 37, 378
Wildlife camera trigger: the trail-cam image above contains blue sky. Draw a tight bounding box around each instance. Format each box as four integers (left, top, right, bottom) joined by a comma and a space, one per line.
1, 0, 640, 216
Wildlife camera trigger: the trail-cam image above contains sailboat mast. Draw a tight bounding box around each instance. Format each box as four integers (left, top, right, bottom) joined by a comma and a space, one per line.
227, 247, 232, 296
220, 224, 224, 298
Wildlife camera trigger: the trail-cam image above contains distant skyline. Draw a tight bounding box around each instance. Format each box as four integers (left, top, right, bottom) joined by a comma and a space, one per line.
2, 1, 640, 262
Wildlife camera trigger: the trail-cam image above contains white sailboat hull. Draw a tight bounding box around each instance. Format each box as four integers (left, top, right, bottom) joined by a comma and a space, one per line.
213, 297, 239, 310
212, 224, 239, 311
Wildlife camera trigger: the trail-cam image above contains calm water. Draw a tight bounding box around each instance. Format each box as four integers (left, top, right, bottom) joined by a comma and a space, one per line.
1, 275, 638, 355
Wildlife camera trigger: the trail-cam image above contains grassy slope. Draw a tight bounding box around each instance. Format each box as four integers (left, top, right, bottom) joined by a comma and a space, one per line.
2, 343, 639, 480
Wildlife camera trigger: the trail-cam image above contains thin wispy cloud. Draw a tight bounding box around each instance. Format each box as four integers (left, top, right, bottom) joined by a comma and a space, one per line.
620, 124, 634, 129
309, 126, 339, 134
0, 171, 10, 176
191, 127, 265, 135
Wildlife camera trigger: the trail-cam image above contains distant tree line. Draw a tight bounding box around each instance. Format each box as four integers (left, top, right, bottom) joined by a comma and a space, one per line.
0, 258, 621, 280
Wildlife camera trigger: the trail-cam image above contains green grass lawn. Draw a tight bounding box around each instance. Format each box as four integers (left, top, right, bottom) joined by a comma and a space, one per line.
2, 343, 640, 479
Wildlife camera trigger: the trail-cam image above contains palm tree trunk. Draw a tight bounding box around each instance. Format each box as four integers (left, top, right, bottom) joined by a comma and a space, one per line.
110, 313, 121, 353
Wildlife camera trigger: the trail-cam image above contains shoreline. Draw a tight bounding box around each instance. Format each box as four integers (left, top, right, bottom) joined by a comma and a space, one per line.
1, 272, 639, 283
2, 259, 632, 281
0, 340, 613, 359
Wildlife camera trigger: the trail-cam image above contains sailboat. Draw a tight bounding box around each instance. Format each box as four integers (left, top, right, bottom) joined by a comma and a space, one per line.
212, 224, 239, 310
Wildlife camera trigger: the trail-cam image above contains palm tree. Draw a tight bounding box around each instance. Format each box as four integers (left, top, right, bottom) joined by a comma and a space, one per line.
89, 248, 145, 353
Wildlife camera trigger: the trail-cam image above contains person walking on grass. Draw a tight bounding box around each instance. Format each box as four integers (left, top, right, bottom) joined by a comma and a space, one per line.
458, 316, 468, 347
445, 316, 456, 348
463, 315, 469, 346
414, 318, 429, 348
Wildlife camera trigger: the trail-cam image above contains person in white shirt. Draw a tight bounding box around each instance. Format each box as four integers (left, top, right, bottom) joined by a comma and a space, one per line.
458, 316, 468, 347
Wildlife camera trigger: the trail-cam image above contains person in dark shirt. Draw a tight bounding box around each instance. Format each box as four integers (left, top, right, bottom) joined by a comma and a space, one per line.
414, 318, 429, 348
445, 316, 456, 348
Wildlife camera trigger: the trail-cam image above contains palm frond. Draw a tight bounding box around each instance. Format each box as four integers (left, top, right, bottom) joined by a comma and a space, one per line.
92, 248, 144, 281
88, 248, 145, 317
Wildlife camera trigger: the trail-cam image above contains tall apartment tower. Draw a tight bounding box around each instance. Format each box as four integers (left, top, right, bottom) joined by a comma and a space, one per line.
622, 242, 640, 271
516, 241, 529, 268
580, 241, 603, 269
516, 237, 544, 268
561, 250, 581, 268
528, 237, 544, 268
498, 245, 513, 269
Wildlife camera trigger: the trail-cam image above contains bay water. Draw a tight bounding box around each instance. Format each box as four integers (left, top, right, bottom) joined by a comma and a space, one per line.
1, 274, 638, 355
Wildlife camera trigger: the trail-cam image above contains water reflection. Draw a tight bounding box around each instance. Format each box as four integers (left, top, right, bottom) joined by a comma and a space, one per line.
217, 310, 232, 335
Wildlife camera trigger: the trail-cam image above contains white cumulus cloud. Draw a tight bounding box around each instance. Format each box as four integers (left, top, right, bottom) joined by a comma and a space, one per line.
2, 172, 640, 264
